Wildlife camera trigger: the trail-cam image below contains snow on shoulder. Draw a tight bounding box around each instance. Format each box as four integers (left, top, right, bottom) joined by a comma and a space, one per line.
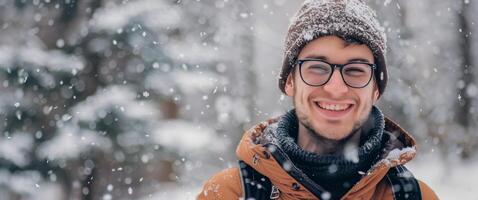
381, 147, 416, 167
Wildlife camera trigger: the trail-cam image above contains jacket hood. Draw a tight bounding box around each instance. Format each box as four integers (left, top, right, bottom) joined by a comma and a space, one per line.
236, 115, 417, 199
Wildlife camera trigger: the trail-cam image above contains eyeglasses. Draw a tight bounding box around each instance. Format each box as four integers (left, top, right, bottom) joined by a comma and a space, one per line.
296, 59, 376, 88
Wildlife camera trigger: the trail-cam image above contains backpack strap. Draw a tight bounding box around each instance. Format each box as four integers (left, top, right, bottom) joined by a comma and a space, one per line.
239, 160, 273, 200
386, 165, 422, 200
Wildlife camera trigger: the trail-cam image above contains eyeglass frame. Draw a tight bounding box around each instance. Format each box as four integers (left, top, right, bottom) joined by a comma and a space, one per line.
295, 58, 377, 88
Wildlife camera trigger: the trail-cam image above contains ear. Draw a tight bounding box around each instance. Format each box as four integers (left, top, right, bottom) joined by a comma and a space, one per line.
372, 85, 380, 104
284, 73, 295, 97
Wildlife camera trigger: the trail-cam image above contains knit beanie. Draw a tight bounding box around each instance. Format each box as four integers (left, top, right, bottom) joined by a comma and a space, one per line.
278, 0, 388, 96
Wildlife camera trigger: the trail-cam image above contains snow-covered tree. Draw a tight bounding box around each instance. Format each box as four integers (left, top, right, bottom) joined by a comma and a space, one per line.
0, 0, 254, 199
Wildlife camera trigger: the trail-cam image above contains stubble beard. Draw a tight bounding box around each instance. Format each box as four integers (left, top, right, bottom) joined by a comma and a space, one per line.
294, 101, 371, 144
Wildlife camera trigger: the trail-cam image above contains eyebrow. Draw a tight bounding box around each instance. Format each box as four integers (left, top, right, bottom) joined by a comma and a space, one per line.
303, 55, 372, 63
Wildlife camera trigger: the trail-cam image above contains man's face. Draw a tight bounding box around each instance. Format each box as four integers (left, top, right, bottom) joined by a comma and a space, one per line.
285, 35, 379, 140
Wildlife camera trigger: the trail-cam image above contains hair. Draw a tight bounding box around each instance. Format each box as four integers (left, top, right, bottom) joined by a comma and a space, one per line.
341, 35, 366, 46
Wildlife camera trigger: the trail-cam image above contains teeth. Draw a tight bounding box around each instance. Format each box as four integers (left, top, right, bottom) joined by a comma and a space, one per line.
317, 102, 350, 111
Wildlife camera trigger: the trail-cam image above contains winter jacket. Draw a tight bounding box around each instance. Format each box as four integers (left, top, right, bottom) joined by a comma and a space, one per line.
197, 117, 438, 200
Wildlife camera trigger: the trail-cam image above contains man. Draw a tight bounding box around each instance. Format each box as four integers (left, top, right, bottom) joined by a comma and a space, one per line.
197, 0, 438, 199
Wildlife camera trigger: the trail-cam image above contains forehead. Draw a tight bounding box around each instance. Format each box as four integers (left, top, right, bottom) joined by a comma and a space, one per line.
298, 36, 374, 63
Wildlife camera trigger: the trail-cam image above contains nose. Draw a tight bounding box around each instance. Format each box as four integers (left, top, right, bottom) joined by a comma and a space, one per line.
323, 69, 348, 97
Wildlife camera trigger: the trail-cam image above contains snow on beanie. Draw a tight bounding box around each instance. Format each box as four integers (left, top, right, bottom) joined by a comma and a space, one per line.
278, 0, 388, 96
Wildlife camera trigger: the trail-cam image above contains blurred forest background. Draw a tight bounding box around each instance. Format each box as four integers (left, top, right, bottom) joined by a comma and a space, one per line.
0, 0, 477, 199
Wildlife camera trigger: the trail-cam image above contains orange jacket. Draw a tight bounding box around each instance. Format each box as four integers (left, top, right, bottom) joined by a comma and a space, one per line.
197, 117, 438, 200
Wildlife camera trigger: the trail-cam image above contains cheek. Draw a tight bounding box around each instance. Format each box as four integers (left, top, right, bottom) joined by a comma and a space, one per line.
300, 87, 314, 103
355, 88, 375, 115
294, 85, 313, 112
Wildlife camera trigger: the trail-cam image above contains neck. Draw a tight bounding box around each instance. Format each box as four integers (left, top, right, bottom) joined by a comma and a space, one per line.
297, 124, 361, 155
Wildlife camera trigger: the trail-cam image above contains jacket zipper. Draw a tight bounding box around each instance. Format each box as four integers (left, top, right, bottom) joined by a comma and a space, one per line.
265, 143, 327, 198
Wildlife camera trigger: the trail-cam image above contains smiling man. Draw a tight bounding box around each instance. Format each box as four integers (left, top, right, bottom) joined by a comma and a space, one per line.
198, 0, 438, 199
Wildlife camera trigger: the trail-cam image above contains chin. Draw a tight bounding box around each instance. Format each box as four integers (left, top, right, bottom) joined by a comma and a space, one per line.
311, 117, 353, 140
317, 128, 352, 140
309, 121, 354, 141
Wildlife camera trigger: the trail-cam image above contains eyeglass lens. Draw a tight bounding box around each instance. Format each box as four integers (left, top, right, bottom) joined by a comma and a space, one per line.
300, 60, 373, 88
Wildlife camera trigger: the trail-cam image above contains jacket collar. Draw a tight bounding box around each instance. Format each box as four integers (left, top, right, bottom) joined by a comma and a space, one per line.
236, 115, 417, 199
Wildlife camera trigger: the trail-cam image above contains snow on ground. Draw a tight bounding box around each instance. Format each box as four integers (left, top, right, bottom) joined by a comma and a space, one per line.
407, 152, 478, 200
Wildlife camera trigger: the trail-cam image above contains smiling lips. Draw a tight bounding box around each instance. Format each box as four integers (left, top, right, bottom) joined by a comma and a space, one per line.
314, 101, 354, 119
